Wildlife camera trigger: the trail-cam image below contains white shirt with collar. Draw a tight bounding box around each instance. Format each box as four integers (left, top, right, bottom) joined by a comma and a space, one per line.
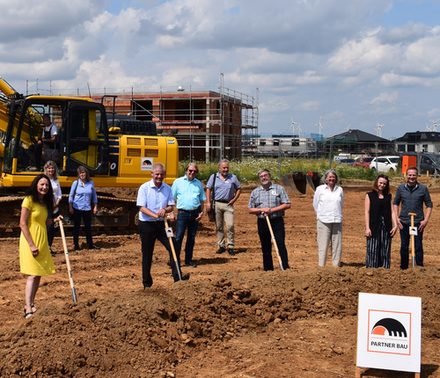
313, 184, 344, 223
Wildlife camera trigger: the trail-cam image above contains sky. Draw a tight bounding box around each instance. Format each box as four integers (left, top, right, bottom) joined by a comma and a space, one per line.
1, 0, 440, 140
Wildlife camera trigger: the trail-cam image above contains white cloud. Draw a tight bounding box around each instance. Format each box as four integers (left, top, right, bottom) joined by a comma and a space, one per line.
370, 92, 398, 105
2, 0, 440, 138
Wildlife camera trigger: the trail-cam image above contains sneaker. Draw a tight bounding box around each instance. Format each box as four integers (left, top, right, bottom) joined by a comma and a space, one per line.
216, 246, 226, 254
88, 245, 100, 250
228, 248, 235, 256
185, 261, 197, 268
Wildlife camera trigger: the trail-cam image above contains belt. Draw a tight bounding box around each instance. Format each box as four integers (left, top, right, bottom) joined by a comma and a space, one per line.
215, 200, 229, 203
178, 208, 200, 213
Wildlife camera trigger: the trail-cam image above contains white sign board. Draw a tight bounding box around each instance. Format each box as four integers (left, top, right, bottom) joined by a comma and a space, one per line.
141, 157, 153, 171
356, 292, 421, 373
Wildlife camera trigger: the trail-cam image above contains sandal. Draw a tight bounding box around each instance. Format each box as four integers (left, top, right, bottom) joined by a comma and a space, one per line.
23, 304, 37, 316
23, 311, 33, 319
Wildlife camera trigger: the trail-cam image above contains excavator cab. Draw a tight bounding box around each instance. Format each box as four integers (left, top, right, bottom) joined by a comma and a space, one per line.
1, 96, 110, 187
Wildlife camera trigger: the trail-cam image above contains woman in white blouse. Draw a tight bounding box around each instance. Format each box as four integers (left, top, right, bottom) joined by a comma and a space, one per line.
313, 169, 344, 267
44, 161, 62, 253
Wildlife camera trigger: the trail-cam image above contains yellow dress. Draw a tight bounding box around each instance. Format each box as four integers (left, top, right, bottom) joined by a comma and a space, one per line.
19, 196, 56, 276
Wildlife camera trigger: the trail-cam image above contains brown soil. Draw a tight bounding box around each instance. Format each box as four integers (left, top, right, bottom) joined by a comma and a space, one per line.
1, 183, 440, 377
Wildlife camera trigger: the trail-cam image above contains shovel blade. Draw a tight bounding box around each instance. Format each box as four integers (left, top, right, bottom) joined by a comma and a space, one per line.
71, 288, 78, 304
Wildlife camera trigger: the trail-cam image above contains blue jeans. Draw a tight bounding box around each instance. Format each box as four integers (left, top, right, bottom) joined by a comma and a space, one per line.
399, 223, 424, 269
175, 209, 200, 264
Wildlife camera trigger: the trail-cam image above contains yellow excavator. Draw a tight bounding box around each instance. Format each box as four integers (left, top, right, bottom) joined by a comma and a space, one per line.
0, 76, 179, 234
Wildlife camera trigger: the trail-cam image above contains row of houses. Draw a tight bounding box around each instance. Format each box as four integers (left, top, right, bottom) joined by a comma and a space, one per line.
251, 129, 440, 158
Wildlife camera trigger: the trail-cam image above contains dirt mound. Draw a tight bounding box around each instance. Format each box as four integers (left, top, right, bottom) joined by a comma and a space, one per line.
2, 267, 440, 377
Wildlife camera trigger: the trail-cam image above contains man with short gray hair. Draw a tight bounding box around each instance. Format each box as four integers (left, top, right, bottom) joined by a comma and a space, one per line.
206, 159, 241, 255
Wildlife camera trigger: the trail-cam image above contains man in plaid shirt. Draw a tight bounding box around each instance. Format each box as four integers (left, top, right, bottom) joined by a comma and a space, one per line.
248, 169, 291, 270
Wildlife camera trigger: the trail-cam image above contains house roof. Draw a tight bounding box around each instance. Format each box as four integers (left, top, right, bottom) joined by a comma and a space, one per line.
327, 129, 390, 143
393, 131, 440, 143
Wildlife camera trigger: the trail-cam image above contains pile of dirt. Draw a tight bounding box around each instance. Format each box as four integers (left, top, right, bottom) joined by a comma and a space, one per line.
2, 267, 440, 377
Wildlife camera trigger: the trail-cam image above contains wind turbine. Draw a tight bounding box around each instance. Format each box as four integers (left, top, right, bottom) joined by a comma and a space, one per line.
426, 120, 439, 131
318, 116, 323, 135
291, 119, 301, 137
375, 123, 384, 137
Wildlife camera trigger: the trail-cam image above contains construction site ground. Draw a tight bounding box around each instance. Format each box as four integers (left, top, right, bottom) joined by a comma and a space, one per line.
1, 180, 440, 377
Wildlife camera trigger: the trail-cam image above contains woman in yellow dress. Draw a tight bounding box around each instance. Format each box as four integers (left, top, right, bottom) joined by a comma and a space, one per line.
19, 174, 56, 319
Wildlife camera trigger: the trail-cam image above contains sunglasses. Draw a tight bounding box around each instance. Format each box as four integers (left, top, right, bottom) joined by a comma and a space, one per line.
188, 169, 197, 173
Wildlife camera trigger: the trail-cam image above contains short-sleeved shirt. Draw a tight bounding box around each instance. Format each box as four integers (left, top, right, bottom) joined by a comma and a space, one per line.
68, 180, 98, 211
393, 183, 432, 224
206, 173, 240, 202
248, 183, 290, 219
172, 176, 206, 210
136, 180, 175, 222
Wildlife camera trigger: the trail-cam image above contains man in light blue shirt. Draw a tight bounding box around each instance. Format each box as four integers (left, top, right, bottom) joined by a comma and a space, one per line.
171, 162, 206, 267
137, 163, 189, 288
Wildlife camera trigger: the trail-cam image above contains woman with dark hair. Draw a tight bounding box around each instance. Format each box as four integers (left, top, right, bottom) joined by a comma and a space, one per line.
44, 160, 62, 253
68, 166, 98, 250
364, 174, 398, 268
19, 174, 56, 319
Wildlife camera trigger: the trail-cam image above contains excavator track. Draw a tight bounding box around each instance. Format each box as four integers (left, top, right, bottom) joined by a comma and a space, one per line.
0, 194, 139, 237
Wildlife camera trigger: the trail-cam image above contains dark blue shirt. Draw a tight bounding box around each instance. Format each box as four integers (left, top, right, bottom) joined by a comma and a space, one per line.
393, 183, 432, 224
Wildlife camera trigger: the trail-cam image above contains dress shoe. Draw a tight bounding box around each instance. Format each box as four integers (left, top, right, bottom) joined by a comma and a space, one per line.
88, 245, 100, 250
228, 248, 235, 256
216, 246, 226, 254
185, 261, 197, 268
174, 273, 190, 282
74, 245, 81, 251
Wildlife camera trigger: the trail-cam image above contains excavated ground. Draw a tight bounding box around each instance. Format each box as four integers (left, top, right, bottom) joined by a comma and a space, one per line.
1, 180, 440, 377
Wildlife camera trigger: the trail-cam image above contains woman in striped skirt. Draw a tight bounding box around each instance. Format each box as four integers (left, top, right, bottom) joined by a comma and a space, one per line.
364, 175, 398, 268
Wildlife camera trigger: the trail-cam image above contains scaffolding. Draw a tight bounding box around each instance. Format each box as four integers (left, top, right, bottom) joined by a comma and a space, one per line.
96, 86, 258, 162
29, 77, 259, 162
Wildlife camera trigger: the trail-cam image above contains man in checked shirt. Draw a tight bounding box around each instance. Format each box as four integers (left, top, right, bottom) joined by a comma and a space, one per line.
248, 169, 291, 270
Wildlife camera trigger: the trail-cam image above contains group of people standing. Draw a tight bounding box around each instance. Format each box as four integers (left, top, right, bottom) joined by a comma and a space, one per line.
18, 159, 433, 316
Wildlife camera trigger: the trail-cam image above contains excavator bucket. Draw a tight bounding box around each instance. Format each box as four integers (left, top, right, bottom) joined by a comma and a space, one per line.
305, 171, 322, 192
282, 171, 321, 196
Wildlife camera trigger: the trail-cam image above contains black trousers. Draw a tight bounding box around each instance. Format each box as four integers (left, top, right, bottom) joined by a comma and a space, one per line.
139, 220, 181, 287
257, 217, 289, 271
47, 209, 60, 247
72, 209, 94, 248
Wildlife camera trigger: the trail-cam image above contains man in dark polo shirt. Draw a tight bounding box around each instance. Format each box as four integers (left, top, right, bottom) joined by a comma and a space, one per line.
393, 166, 433, 269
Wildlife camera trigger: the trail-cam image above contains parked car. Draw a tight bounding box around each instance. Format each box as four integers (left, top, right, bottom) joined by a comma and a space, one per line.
338, 158, 356, 165
419, 153, 440, 175
352, 156, 374, 168
369, 156, 400, 173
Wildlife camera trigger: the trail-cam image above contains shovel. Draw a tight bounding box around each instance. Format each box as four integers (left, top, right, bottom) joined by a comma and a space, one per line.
409, 212, 417, 269
164, 218, 182, 281
265, 215, 285, 271
58, 216, 78, 303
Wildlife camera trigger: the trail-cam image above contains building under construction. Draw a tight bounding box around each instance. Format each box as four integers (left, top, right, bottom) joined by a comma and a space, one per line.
87, 85, 258, 162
